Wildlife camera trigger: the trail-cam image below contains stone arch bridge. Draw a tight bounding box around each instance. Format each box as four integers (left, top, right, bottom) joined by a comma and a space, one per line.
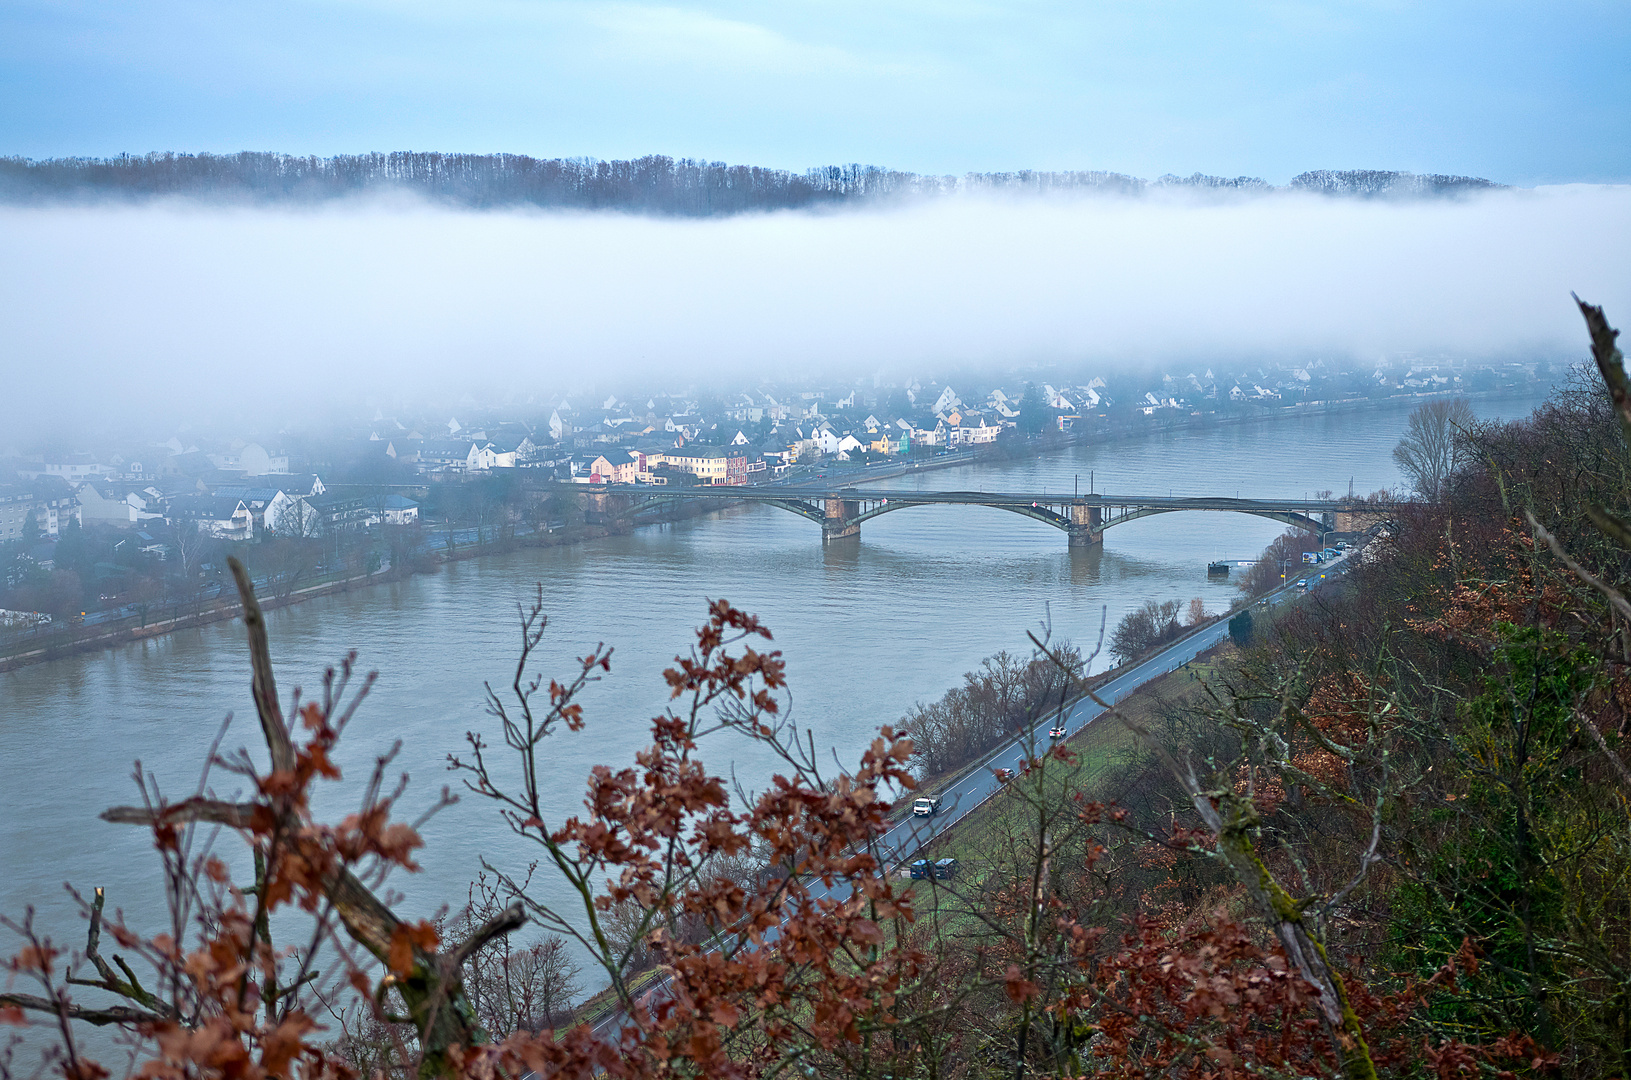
567, 485, 1389, 546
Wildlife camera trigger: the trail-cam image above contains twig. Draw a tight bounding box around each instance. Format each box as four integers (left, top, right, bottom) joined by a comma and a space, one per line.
1526, 510, 1631, 623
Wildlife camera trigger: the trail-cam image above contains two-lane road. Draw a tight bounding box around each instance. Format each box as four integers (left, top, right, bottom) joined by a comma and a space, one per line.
584, 551, 1357, 1039
875, 610, 1234, 864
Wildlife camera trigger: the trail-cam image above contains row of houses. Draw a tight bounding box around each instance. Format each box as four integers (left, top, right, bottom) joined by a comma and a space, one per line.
158, 481, 420, 542
1, 470, 422, 549
565, 408, 1009, 486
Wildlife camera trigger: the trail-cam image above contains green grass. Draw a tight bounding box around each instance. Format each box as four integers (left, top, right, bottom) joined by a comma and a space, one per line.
898, 651, 1227, 914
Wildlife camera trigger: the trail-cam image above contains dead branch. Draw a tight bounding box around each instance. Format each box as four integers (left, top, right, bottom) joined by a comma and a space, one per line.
0, 992, 166, 1028
447, 902, 526, 970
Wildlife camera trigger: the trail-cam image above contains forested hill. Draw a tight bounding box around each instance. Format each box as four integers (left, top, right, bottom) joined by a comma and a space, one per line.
0, 152, 1503, 215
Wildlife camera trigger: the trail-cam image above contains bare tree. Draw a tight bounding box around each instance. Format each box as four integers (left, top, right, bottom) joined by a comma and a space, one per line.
1392, 397, 1474, 500
259, 536, 322, 599
450, 874, 582, 1035
272, 495, 323, 540
1109, 598, 1182, 662
168, 520, 210, 585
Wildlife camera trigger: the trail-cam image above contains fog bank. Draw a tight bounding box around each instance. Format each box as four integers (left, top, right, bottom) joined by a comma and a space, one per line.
2, 185, 1628, 440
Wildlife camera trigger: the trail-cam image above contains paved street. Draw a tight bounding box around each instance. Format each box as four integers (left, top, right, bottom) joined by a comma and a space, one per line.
585, 549, 1357, 1039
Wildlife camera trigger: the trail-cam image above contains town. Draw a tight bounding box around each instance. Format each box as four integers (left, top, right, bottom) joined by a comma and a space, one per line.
0, 355, 1552, 644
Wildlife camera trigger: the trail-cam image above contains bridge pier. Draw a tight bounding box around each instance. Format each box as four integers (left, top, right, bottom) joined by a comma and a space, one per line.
584, 489, 629, 525
823, 498, 862, 544
1067, 503, 1103, 548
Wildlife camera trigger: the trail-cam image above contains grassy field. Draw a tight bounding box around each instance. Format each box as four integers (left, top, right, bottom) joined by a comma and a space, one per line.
896, 645, 1231, 907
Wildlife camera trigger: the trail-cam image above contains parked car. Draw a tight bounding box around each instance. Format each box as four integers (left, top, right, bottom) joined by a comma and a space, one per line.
1048, 724, 1067, 739
912, 795, 943, 817
908, 858, 959, 880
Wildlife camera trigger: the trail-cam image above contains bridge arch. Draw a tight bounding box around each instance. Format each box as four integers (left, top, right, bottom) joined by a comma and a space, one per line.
620, 493, 831, 526
1097, 507, 1326, 534
849, 499, 1071, 530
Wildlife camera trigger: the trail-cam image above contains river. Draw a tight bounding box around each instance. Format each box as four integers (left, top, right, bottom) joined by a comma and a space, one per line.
0, 391, 1551, 1002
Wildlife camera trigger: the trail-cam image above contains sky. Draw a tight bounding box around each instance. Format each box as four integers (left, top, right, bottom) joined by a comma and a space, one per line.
2, 0, 1629, 184
3, 184, 1628, 442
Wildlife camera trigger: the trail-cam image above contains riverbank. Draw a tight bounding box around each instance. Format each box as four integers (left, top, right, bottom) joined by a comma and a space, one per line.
0, 451, 993, 671
0, 497, 735, 671
881, 604, 1238, 829
0, 386, 1515, 672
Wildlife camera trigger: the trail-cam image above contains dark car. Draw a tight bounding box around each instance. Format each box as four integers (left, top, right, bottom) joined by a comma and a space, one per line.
909, 858, 959, 881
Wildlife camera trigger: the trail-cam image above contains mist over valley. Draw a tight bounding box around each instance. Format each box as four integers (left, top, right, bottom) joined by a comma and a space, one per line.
2, 176, 1624, 444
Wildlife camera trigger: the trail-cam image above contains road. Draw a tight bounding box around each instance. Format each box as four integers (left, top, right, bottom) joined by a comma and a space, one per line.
581, 549, 1357, 1040
879, 547, 1354, 861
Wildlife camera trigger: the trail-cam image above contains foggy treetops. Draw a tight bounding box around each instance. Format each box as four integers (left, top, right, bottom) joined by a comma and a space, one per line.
0, 151, 1503, 216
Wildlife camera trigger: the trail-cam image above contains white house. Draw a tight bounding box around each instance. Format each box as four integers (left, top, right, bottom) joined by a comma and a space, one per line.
264, 491, 319, 536
466, 442, 518, 471
236, 443, 290, 476
44, 453, 108, 482
169, 496, 254, 541
260, 478, 326, 534
382, 495, 419, 525
949, 417, 1001, 447
75, 482, 162, 528
913, 422, 947, 447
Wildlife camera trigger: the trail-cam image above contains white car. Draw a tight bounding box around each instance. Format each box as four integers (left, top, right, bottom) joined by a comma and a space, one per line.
912, 796, 942, 817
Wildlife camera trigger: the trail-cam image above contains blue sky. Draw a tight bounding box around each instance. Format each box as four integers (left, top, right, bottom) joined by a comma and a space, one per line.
3, 1, 1628, 185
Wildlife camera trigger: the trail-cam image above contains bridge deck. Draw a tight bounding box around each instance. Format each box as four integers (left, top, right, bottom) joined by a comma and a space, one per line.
569, 484, 1350, 512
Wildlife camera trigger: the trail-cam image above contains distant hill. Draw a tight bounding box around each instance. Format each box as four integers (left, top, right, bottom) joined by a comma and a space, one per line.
0, 152, 1504, 215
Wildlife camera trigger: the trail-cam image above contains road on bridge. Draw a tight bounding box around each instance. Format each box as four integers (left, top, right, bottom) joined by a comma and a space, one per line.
574, 482, 1351, 513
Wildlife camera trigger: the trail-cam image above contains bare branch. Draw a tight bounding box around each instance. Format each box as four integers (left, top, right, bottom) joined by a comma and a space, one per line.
100, 799, 258, 830
0, 993, 166, 1028
447, 902, 526, 970
1575, 293, 1631, 447
228, 556, 293, 773
1527, 510, 1631, 623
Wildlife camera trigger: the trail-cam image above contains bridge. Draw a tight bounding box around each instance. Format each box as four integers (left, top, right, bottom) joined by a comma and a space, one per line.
567, 485, 1382, 546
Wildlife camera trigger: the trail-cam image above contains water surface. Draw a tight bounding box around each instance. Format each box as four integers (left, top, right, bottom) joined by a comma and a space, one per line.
0, 393, 1549, 981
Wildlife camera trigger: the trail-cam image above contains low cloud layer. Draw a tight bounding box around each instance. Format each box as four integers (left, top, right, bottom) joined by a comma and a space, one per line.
3, 185, 1628, 442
